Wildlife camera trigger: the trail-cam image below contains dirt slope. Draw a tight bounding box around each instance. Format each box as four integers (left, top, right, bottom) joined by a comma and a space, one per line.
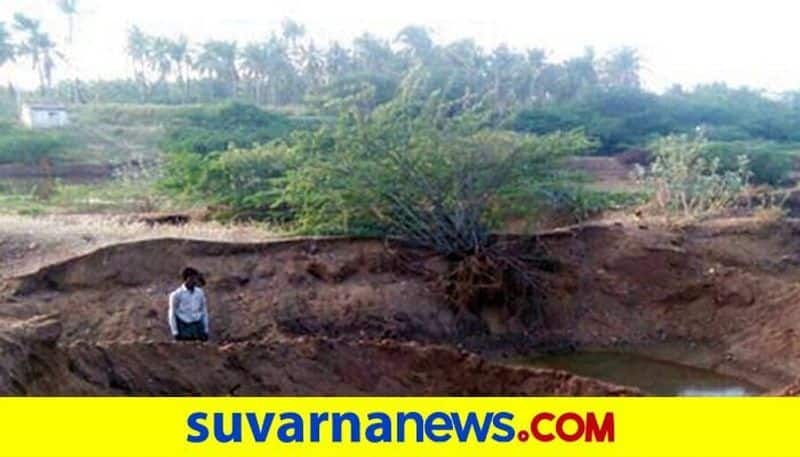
0, 315, 635, 396
537, 219, 800, 388
2, 217, 800, 394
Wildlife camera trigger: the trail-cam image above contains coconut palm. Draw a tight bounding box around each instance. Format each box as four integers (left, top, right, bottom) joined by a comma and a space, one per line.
56, 0, 81, 102
0, 22, 14, 68
13, 13, 61, 92
301, 40, 325, 92
601, 47, 642, 89
194, 40, 239, 97
280, 18, 305, 51
127, 26, 151, 85
324, 41, 352, 81
353, 33, 396, 74
56, 0, 79, 44
168, 35, 192, 100
395, 25, 434, 62
149, 37, 174, 84
240, 41, 270, 104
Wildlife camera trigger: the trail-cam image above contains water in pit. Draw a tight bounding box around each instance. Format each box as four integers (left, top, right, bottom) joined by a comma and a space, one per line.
526, 352, 763, 396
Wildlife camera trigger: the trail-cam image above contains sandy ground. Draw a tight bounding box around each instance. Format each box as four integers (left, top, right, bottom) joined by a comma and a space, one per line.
0, 214, 282, 278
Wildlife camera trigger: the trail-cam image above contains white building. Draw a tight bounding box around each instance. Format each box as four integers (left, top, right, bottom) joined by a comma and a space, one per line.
19, 103, 70, 129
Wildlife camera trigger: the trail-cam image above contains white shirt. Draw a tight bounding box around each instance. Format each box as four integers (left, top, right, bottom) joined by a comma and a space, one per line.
168, 285, 209, 336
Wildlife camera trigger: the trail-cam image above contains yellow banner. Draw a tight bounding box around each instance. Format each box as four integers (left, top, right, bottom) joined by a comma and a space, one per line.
0, 398, 797, 457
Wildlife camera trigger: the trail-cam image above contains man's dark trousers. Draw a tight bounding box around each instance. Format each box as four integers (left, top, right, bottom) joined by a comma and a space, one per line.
175, 318, 207, 341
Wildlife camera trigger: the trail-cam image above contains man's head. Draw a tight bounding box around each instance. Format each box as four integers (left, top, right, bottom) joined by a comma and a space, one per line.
181, 267, 204, 290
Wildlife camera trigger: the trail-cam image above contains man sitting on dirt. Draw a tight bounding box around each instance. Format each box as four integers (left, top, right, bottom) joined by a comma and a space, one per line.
168, 267, 209, 342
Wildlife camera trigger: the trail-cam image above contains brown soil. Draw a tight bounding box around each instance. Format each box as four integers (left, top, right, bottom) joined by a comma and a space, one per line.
2, 216, 800, 395
0, 315, 635, 396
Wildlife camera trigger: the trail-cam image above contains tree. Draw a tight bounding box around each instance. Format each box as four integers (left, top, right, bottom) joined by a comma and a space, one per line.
280, 18, 306, 47
240, 41, 269, 104
484, 44, 539, 113
14, 13, 61, 92
240, 35, 296, 105
0, 22, 14, 68
353, 33, 398, 74
561, 46, 599, 98
168, 35, 192, 100
301, 40, 325, 92
149, 37, 174, 85
601, 47, 642, 89
280, 18, 305, 69
525, 48, 548, 102
195, 40, 239, 97
395, 25, 434, 62
56, 0, 79, 44
281, 88, 592, 249
126, 26, 152, 98
324, 41, 352, 81
56, 0, 81, 102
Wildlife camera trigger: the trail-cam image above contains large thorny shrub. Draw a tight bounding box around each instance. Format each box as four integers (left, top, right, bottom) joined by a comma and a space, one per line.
278, 93, 593, 256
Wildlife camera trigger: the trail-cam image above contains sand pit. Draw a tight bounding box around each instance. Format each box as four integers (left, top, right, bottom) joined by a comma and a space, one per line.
2, 217, 800, 395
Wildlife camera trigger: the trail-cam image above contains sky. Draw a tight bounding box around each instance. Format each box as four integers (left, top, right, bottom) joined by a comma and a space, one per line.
0, 0, 798, 92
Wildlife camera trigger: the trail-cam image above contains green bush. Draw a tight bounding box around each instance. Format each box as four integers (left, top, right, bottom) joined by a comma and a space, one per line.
513, 85, 800, 154
160, 102, 298, 154
160, 92, 596, 245
0, 124, 72, 164
160, 143, 295, 220
278, 94, 593, 255
513, 89, 677, 153
702, 141, 797, 186
637, 134, 750, 218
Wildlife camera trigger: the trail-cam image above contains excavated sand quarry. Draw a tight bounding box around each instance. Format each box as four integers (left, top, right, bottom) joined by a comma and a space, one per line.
2, 218, 800, 395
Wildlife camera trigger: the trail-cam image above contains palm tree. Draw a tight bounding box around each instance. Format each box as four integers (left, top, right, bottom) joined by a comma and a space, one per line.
127, 26, 152, 98
260, 35, 296, 104
168, 36, 192, 101
14, 13, 61, 93
324, 41, 352, 81
240, 41, 269, 104
194, 40, 239, 97
56, 0, 80, 102
488, 45, 530, 111
601, 47, 642, 89
301, 40, 324, 92
526, 48, 548, 103
555, 46, 598, 101
353, 33, 396, 74
395, 25, 434, 62
148, 37, 174, 88
56, 0, 79, 44
0, 22, 14, 68
280, 18, 305, 50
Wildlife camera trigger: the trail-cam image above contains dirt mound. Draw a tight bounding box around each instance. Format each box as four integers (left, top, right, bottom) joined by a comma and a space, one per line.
3, 217, 800, 394
62, 337, 639, 395
3, 237, 463, 345
0, 317, 636, 396
0, 315, 62, 394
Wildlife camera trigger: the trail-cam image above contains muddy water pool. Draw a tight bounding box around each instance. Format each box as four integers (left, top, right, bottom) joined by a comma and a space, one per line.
526, 351, 763, 396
